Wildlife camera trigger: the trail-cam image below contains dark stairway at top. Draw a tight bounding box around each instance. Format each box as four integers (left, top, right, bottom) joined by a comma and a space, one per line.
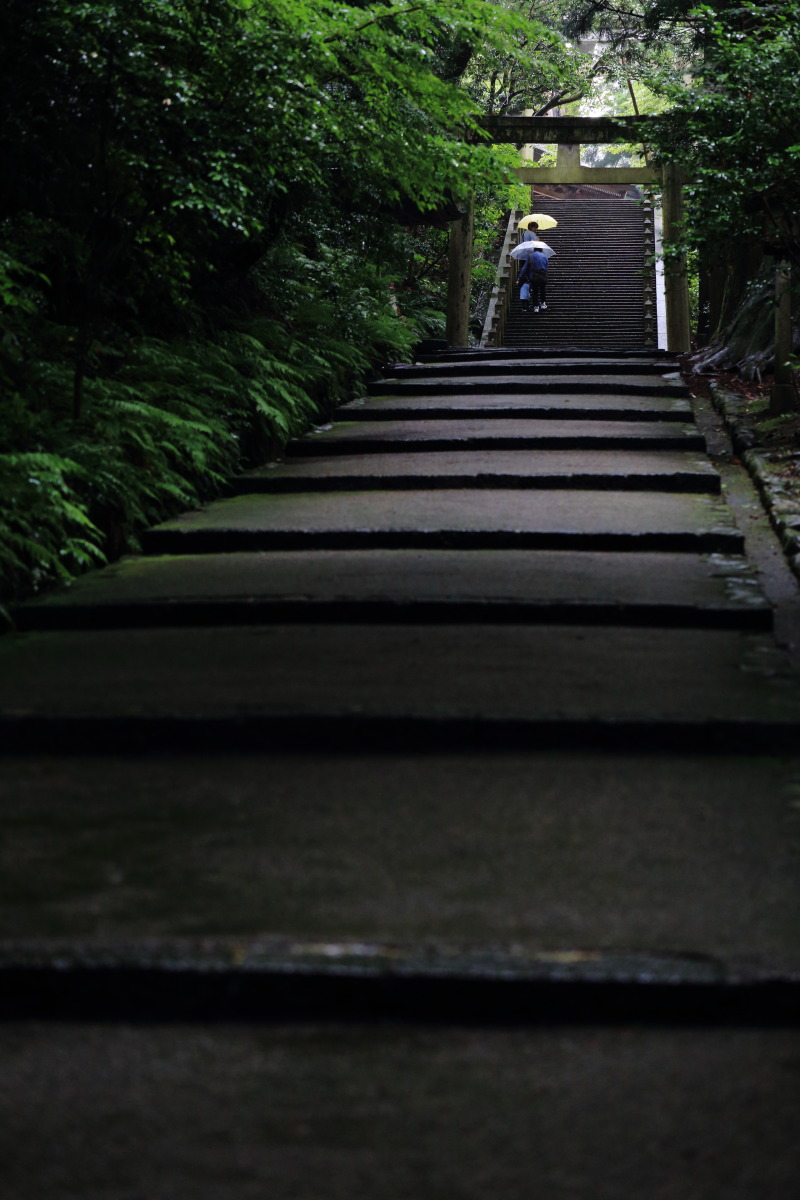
501, 194, 655, 352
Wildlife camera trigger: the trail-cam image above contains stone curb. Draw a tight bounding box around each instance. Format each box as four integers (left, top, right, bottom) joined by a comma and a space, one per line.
710, 383, 800, 581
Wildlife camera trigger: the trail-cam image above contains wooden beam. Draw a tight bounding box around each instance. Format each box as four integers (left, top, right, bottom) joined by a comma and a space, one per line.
514, 166, 660, 185
472, 114, 660, 145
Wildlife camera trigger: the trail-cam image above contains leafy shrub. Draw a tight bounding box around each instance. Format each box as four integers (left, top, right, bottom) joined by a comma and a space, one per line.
0, 285, 427, 613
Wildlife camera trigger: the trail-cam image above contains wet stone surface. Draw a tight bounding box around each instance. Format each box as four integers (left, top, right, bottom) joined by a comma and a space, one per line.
340, 392, 693, 418
286, 417, 705, 454
1, 625, 799, 729
15, 550, 766, 620
2, 1023, 799, 1200
232, 448, 721, 493
4, 349, 800, 1191
0, 753, 798, 968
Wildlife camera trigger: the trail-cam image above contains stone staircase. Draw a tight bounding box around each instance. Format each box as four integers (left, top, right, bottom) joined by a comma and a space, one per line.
1, 350, 799, 1198
503, 196, 656, 351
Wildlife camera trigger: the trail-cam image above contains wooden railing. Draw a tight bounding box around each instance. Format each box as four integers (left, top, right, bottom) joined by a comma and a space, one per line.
480, 209, 521, 349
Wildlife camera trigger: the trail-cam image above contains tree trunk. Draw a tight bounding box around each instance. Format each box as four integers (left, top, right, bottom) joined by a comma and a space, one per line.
690, 259, 798, 380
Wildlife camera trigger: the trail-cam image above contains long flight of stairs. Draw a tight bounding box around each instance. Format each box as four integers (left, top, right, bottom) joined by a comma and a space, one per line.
2, 348, 799, 1197
503, 196, 655, 351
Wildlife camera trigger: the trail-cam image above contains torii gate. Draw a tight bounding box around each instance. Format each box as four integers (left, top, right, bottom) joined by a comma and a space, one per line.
446, 115, 690, 351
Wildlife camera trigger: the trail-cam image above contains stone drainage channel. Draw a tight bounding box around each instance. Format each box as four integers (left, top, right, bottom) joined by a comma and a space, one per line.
1, 348, 799, 1199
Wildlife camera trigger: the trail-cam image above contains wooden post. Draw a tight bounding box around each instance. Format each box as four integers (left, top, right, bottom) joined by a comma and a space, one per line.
661, 162, 691, 353
770, 259, 795, 414
445, 196, 475, 347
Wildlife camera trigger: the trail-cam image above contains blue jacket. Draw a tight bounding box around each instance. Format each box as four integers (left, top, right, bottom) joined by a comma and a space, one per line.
530, 250, 548, 272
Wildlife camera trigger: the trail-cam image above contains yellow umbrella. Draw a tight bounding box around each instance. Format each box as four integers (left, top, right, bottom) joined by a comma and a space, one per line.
518, 212, 558, 231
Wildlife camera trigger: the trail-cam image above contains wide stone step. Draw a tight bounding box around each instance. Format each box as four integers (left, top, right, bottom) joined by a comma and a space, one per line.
525, 317, 644, 327
501, 334, 650, 342
502, 326, 647, 338
526, 285, 645, 292
2, 1022, 798, 1199
551, 250, 644, 257
508, 301, 646, 313
231, 449, 720, 493
286, 419, 705, 455
501, 336, 651, 352
510, 303, 645, 315
340, 394, 691, 422
367, 375, 687, 397
13, 550, 769, 631
1, 625, 798, 754
505, 311, 647, 321
140, 490, 741, 555
548, 264, 644, 272
540, 280, 643, 289
389, 359, 676, 378
502, 330, 649, 342
504, 314, 647, 324
501, 340, 650, 352
505, 321, 646, 333
545, 254, 644, 261
419, 350, 674, 364
546, 267, 642, 279
1, 749, 798, 975
502, 341, 652, 354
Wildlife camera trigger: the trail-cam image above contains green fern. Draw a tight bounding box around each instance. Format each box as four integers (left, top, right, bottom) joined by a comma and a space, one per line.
1, 248, 445, 608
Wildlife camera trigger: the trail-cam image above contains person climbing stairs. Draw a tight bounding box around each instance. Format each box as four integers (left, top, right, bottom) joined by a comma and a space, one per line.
503, 195, 655, 351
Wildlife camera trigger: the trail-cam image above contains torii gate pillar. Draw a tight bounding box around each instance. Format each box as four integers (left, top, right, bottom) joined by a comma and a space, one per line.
445, 196, 475, 347
661, 162, 692, 352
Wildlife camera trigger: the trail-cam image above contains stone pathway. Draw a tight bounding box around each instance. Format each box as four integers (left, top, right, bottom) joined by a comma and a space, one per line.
1, 349, 799, 1199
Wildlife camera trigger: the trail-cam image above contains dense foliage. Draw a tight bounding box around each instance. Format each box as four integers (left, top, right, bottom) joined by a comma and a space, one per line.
570, 1, 800, 369
1, 0, 585, 610
648, 2, 800, 264
638, 1, 800, 370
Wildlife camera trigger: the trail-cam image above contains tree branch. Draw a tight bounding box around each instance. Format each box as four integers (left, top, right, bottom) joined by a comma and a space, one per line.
533, 91, 586, 116
324, 2, 446, 43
